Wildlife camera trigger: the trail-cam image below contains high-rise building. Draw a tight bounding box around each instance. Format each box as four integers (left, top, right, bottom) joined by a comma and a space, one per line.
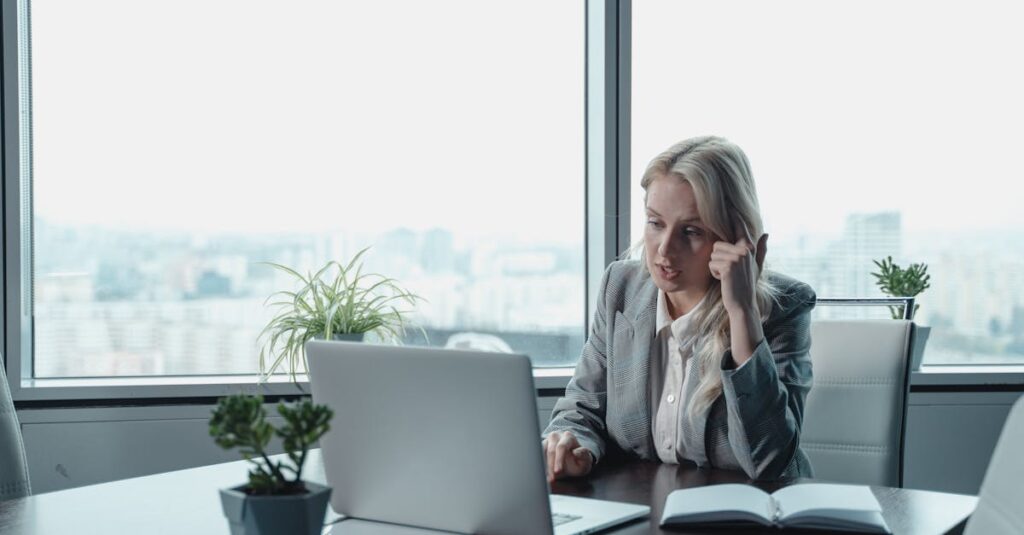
421, 228, 455, 274
835, 212, 902, 299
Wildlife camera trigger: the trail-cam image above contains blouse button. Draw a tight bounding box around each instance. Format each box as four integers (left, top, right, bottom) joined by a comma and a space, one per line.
667, 394, 676, 404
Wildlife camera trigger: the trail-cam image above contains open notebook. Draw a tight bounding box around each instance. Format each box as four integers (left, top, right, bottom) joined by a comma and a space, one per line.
660, 483, 891, 533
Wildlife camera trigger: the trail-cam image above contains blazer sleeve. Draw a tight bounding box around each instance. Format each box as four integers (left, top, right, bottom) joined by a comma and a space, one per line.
542, 264, 614, 463
718, 283, 816, 480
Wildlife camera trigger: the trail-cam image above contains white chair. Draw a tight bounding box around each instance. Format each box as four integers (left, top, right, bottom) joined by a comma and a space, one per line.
801, 320, 914, 487
1, 356, 31, 500
964, 395, 1024, 535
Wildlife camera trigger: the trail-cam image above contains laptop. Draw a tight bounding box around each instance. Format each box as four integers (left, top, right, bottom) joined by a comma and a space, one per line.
307, 340, 650, 535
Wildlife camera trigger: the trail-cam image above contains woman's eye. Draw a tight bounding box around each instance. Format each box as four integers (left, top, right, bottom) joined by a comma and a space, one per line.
646, 220, 662, 228
684, 228, 703, 236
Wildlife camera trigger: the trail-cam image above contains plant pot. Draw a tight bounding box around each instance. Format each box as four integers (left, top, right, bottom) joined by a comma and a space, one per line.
330, 333, 365, 342
219, 481, 331, 535
909, 324, 931, 371
312, 333, 365, 343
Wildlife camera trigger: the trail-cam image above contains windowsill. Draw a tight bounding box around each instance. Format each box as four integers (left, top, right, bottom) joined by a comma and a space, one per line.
911, 364, 1024, 387
16, 374, 315, 402
15, 367, 580, 403
15, 365, 1024, 404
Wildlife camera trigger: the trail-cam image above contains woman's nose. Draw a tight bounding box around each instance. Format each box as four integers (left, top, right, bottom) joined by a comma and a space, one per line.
657, 233, 675, 258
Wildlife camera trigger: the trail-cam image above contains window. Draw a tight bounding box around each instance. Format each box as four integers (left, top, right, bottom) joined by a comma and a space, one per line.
631, 0, 1024, 365
20, 0, 586, 378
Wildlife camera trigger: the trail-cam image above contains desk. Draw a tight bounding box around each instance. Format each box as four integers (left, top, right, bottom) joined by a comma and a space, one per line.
0, 450, 976, 535
550, 461, 977, 535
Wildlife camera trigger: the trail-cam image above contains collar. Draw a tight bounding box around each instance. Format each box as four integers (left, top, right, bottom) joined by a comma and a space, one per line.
656, 290, 707, 339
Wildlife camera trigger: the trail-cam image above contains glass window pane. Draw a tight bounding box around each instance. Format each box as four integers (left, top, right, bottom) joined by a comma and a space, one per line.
31, 0, 586, 377
632, 0, 1024, 365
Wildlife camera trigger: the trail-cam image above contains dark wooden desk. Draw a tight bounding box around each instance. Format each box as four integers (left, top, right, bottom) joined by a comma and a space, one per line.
551, 461, 978, 535
0, 451, 976, 535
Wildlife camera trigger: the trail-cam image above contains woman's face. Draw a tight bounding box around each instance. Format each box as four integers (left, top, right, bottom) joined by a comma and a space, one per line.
643, 174, 717, 294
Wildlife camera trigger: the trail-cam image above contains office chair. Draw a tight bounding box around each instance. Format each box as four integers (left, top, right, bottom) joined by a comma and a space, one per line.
964, 395, 1024, 535
1, 356, 31, 500
800, 299, 915, 487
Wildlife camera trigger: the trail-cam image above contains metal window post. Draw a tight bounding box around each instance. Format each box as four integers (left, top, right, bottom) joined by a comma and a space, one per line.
585, 0, 631, 332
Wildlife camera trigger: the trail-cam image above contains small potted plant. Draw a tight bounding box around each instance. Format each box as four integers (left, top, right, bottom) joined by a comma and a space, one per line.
258, 247, 424, 380
872, 255, 932, 370
211, 394, 334, 535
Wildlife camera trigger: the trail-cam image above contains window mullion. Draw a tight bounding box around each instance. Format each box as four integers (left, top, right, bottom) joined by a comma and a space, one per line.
585, 0, 631, 332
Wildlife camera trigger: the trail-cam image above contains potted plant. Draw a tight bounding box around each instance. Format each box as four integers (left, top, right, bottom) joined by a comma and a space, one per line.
210, 394, 334, 535
258, 247, 424, 380
871, 255, 932, 370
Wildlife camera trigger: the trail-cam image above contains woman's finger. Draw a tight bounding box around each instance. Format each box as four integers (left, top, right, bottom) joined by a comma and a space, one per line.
553, 432, 576, 475
709, 261, 722, 280
544, 434, 558, 481
571, 447, 593, 473
709, 259, 733, 275
710, 250, 743, 264
713, 241, 747, 255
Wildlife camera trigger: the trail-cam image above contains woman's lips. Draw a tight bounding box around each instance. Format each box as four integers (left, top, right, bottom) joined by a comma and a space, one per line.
656, 264, 680, 280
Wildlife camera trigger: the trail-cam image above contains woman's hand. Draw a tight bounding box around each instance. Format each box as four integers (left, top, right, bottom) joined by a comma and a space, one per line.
710, 219, 768, 366
709, 218, 767, 317
542, 431, 594, 483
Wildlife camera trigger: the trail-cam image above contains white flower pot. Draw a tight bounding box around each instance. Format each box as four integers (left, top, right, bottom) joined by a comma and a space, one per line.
909, 324, 931, 371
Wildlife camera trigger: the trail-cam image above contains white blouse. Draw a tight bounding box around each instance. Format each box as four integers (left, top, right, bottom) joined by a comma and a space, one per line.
650, 290, 707, 464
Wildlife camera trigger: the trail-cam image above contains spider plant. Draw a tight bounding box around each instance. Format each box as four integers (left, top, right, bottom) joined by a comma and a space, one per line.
257, 247, 424, 381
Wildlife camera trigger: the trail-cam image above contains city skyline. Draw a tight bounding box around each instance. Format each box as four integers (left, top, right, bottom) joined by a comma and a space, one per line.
31, 210, 1024, 378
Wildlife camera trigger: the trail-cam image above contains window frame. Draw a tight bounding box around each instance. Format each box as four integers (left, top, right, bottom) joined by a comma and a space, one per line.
2, 0, 635, 403
4, 0, 1021, 405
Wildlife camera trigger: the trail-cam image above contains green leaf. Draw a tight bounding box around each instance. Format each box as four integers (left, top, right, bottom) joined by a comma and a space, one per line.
871, 256, 930, 320
211, 394, 335, 494
256, 247, 424, 379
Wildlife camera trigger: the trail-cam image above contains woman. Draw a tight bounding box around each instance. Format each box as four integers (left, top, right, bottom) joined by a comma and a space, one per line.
542, 136, 816, 482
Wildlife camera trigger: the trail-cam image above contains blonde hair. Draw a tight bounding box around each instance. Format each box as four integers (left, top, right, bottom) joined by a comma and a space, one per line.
626, 136, 781, 422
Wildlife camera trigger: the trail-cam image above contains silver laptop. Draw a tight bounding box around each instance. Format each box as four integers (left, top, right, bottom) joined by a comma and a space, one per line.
307, 340, 650, 535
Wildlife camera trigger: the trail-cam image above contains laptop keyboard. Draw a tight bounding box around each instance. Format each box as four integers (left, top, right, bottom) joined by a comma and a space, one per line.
552, 513, 583, 527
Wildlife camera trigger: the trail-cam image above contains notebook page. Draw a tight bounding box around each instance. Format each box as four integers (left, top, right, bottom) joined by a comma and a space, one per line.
660, 484, 773, 526
772, 483, 890, 533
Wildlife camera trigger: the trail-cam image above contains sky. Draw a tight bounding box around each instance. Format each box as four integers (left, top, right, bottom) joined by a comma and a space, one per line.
26, 0, 1024, 243
29, 0, 585, 242
632, 0, 1024, 237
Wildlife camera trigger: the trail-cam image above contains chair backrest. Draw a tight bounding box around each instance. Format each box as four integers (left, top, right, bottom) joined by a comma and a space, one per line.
1, 358, 31, 500
802, 320, 913, 487
964, 395, 1024, 535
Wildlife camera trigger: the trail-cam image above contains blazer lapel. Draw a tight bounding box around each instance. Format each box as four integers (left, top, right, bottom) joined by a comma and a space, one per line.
616, 279, 658, 458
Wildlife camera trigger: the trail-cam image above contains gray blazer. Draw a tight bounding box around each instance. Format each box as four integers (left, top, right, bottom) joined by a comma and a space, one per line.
544, 260, 816, 480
